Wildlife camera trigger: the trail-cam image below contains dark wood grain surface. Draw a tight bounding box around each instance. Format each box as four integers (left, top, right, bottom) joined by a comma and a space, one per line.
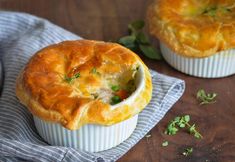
1, 0, 235, 162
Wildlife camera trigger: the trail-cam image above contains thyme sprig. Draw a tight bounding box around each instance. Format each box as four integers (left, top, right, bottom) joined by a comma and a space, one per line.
164, 115, 203, 139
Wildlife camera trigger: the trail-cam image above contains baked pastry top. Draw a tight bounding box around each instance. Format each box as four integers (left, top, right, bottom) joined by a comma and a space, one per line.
148, 0, 235, 58
16, 40, 152, 130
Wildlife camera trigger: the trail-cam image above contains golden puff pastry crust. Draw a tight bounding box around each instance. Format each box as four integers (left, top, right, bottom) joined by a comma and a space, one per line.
148, 0, 235, 58
16, 40, 152, 130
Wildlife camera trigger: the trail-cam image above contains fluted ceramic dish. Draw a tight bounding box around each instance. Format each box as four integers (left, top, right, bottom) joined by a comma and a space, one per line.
160, 43, 235, 78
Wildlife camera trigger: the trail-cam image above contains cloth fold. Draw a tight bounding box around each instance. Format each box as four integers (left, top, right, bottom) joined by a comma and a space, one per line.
0, 12, 185, 162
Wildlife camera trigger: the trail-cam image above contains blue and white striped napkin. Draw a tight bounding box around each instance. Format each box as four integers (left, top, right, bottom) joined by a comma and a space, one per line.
0, 12, 185, 162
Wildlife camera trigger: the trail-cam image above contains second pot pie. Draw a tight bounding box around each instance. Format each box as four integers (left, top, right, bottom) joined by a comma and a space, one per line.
148, 0, 235, 78
16, 40, 152, 130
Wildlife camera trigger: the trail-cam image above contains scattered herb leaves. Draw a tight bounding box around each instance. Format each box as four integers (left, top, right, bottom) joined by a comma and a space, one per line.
64, 72, 80, 83
162, 141, 169, 147
182, 147, 193, 156
197, 89, 217, 105
165, 115, 203, 139
117, 20, 162, 60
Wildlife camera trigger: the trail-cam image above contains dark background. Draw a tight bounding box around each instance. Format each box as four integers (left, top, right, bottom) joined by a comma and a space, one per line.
1, 0, 235, 161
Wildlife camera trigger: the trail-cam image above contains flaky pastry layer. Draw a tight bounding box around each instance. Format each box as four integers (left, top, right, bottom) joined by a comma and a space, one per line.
148, 0, 235, 58
16, 40, 152, 130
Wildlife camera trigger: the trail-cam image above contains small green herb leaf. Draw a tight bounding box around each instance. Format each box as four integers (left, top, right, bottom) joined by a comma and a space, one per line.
165, 121, 179, 135
64, 75, 73, 83
184, 115, 190, 123
197, 89, 217, 105
179, 123, 186, 128
117, 35, 137, 50
64, 72, 80, 83
128, 20, 145, 32
111, 85, 120, 92
204, 7, 217, 17
90, 68, 97, 74
111, 95, 122, 105
118, 35, 136, 46
90, 67, 100, 75
194, 132, 201, 139
136, 32, 150, 44
189, 124, 196, 133
182, 147, 193, 156
189, 124, 203, 139
162, 141, 169, 147
174, 116, 180, 122
139, 44, 162, 60
74, 73, 80, 78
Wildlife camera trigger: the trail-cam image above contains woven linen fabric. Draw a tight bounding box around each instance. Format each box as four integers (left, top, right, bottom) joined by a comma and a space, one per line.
0, 11, 185, 162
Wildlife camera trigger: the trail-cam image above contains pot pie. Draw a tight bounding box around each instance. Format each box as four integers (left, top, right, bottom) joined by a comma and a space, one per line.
16, 40, 152, 151
148, 0, 235, 78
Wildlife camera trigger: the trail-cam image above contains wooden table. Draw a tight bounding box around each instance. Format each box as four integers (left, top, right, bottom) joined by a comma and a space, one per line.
1, 0, 235, 161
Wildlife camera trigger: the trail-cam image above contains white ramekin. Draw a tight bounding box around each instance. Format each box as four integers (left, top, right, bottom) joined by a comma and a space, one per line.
160, 42, 235, 78
33, 65, 145, 152
33, 115, 138, 152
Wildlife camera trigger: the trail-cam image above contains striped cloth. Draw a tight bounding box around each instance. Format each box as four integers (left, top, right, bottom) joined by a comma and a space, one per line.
0, 12, 185, 162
